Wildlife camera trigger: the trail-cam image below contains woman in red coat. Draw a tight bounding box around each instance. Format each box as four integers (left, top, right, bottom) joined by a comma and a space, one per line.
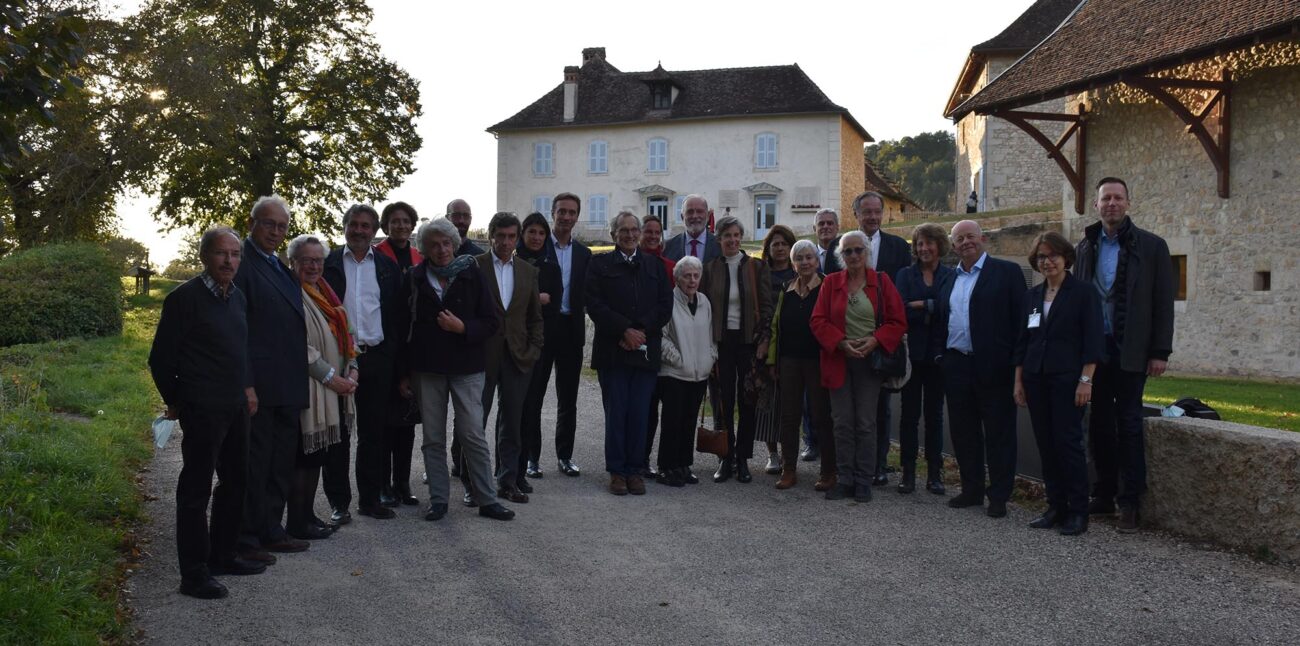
810, 230, 906, 503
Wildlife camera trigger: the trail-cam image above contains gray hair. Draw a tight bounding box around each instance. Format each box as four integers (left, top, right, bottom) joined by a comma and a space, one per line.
814, 208, 838, 223
680, 193, 708, 214
198, 226, 240, 258
342, 204, 380, 229
609, 210, 640, 237
287, 234, 329, 261
715, 214, 744, 237
790, 239, 818, 261
250, 194, 291, 222
835, 230, 871, 265
673, 254, 703, 280
418, 217, 461, 252
852, 191, 885, 214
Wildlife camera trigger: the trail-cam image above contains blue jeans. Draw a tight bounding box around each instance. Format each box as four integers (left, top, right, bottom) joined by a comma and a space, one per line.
597, 366, 656, 476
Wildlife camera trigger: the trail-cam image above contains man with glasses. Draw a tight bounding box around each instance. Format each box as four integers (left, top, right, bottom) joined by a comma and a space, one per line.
447, 199, 485, 257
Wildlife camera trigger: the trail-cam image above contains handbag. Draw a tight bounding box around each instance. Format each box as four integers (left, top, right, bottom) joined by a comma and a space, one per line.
695, 389, 729, 458
868, 280, 911, 390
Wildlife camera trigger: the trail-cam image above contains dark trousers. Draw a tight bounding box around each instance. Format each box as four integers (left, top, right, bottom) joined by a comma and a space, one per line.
657, 377, 707, 470
597, 366, 656, 475
323, 419, 352, 511
1089, 340, 1149, 508
483, 350, 531, 489
778, 357, 833, 475
520, 336, 552, 466
899, 360, 945, 473
801, 396, 817, 451
354, 344, 395, 508
717, 330, 758, 461
1025, 371, 1089, 514
240, 404, 297, 548
531, 314, 583, 461
176, 402, 248, 580
942, 350, 1018, 503
644, 379, 663, 467
383, 423, 416, 493
875, 389, 893, 474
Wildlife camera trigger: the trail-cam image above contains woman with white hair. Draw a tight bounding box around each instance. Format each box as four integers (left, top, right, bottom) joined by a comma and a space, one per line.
655, 255, 715, 487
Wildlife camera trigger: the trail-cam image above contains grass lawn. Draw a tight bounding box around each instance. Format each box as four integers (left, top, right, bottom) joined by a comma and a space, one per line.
1144, 374, 1300, 432
0, 277, 174, 644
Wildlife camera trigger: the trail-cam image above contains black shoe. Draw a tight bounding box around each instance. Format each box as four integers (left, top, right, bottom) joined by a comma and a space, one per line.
450, 463, 461, 478
897, 467, 916, 494
558, 459, 581, 476
1117, 506, 1139, 533
497, 487, 530, 504
644, 466, 659, 479
987, 499, 1008, 518
713, 459, 733, 483
180, 576, 228, 599
926, 478, 946, 495
462, 492, 478, 507
1088, 497, 1116, 515
515, 478, 534, 494
871, 473, 889, 487
424, 503, 448, 521
683, 469, 699, 485
479, 503, 515, 521
735, 461, 752, 483
394, 486, 419, 506
1059, 513, 1089, 536
379, 486, 398, 508
287, 524, 333, 540
1029, 506, 1064, 529
208, 557, 267, 576
664, 468, 685, 488
310, 515, 338, 532
526, 460, 543, 478
800, 446, 819, 462
358, 505, 396, 520
853, 487, 873, 503
825, 483, 853, 501
948, 492, 984, 508
330, 508, 352, 525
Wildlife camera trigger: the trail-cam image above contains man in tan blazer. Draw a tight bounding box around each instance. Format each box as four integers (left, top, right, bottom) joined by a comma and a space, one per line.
476, 212, 545, 503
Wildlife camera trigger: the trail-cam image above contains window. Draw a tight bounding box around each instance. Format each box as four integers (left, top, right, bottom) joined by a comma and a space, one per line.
647, 197, 668, 221
647, 138, 668, 172
533, 142, 553, 176
674, 195, 687, 223
1254, 271, 1271, 292
755, 133, 778, 169
754, 195, 777, 238
588, 194, 608, 224
533, 195, 552, 216
651, 83, 672, 109
588, 140, 608, 174
1171, 255, 1187, 301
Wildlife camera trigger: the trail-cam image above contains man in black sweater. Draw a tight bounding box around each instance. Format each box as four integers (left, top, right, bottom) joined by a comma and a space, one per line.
149, 227, 265, 600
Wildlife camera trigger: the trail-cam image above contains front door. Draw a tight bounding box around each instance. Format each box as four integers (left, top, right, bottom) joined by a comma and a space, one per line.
754, 195, 777, 240
648, 197, 668, 222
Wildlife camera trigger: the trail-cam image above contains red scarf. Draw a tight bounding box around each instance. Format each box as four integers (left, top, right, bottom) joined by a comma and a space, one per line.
303, 280, 358, 360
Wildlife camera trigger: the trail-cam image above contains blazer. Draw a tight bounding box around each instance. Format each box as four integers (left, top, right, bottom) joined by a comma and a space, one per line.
659, 288, 716, 383
894, 262, 955, 364
397, 261, 500, 376
702, 251, 773, 346
545, 236, 593, 325
663, 231, 722, 263
476, 253, 545, 372
585, 249, 673, 372
819, 237, 842, 274
322, 246, 404, 353
1014, 272, 1105, 376
874, 230, 912, 280
1073, 217, 1175, 373
929, 254, 1027, 378
232, 238, 308, 408
810, 269, 907, 390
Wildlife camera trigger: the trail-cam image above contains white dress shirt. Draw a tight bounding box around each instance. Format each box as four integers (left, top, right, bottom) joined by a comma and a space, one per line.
492, 254, 515, 311
343, 247, 383, 346
866, 231, 881, 271
425, 266, 446, 300
553, 234, 573, 314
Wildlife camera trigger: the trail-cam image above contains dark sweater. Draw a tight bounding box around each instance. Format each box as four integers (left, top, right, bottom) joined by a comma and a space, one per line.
149, 276, 250, 408
776, 284, 822, 360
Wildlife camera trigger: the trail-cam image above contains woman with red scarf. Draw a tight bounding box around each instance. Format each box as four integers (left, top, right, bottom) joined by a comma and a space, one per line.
287, 234, 358, 540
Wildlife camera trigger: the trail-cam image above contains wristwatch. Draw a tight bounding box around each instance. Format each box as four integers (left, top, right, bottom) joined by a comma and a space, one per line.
1079, 375, 1093, 384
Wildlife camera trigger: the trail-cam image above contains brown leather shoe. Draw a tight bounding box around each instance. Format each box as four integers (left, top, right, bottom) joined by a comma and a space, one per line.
626, 475, 646, 495
609, 474, 628, 496
1118, 507, 1139, 533
262, 538, 310, 553
497, 487, 530, 504
814, 475, 837, 492
236, 548, 276, 565
775, 469, 798, 490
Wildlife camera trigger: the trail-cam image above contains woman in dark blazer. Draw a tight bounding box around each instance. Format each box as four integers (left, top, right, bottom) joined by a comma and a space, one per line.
1014, 231, 1104, 536
516, 212, 564, 482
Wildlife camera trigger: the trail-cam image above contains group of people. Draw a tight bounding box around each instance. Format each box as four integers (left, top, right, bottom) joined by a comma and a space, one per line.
149, 177, 1173, 600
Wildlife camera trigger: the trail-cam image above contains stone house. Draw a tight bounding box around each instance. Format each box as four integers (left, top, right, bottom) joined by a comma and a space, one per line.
945, 0, 1079, 213
487, 48, 873, 241
951, 0, 1300, 380
864, 161, 924, 224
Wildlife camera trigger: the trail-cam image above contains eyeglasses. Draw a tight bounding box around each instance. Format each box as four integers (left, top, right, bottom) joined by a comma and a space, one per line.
1036, 253, 1062, 263
840, 247, 867, 256
255, 219, 289, 233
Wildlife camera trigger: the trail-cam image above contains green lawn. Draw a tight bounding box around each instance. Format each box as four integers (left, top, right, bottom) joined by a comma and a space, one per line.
0, 277, 173, 643
1144, 374, 1300, 432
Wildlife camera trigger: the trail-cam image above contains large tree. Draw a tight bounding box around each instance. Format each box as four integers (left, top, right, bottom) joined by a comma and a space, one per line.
0, 0, 86, 171
865, 131, 956, 212
120, 0, 422, 236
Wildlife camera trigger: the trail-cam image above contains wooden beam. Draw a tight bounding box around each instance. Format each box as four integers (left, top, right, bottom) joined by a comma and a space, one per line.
1125, 69, 1232, 198
993, 105, 1088, 214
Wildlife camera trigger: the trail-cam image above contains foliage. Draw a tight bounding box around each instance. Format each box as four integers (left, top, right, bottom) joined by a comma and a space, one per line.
103, 234, 149, 274
119, 0, 423, 237
159, 230, 201, 280
865, 131, 956, 211
0, 0, 86, 171
1144, 375, 1300, 433
0, 277, 165, 643
0, 242, 122, 345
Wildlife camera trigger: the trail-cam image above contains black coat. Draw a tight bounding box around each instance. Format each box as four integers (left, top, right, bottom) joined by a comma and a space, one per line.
322, 246, 405, 352
875, 231, 911, 281
545, 236, 592, 326
397, 261, 500, 376
585, 249, 673, 372
819, 237, 842, 274
232, 238, 308, 408
929, 254, 1027, 378
1014, 273, 1105, 376
894, 261, 955, 364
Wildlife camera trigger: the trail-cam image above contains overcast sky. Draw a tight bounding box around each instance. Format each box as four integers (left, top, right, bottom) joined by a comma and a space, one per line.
119, 0, 1037, 264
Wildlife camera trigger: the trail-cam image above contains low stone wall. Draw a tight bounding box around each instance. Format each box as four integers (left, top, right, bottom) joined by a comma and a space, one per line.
1144, 416, 1300, 563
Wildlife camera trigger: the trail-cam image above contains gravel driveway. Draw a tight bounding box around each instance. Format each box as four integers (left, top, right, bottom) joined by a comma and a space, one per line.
128, 374, 1300, 645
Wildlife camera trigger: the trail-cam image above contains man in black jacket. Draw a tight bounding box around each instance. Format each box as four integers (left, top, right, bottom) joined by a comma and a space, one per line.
814, 208, 842, 275
538, 192, 592, 477
323, 204, 404, 521
1073, 177, 1174, 533
663, 194, 722, 263
447, 198, 485, 256
150, 227, 265, 599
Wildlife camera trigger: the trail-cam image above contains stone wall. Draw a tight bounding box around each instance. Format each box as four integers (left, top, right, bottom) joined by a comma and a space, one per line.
1063, 51, 1300, 379
838, 117, 867, 232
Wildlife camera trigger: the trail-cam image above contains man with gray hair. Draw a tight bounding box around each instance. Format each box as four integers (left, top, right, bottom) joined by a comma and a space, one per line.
664, 194, 721, 262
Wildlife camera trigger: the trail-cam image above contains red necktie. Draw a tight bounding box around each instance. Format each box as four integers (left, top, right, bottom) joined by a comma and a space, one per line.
690, 239, 700, 258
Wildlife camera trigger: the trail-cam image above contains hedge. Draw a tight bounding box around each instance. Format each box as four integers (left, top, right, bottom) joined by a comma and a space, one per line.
0, 243, 124, 346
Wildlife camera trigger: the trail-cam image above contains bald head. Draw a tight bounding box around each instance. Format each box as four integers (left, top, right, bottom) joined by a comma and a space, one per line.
446, 199, 472, 237
950, 219, 987, 269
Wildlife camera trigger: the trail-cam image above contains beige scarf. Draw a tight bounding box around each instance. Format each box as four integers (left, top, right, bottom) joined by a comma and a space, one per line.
301, 292, 352, 453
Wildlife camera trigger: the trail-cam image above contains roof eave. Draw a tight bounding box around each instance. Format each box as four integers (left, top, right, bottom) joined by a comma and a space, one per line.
490, 109, 873, 141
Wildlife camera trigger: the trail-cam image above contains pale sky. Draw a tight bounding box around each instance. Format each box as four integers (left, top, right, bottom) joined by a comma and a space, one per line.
119, 0, 1036, 265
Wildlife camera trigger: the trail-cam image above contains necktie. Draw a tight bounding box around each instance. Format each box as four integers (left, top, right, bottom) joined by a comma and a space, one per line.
690, 239, 700, 258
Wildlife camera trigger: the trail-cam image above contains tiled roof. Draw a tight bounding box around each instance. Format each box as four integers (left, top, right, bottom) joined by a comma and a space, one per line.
487, 50, 871, 140
865, 161, 922, 210
954, 0, 1300, 118
973, 0, 1081, 52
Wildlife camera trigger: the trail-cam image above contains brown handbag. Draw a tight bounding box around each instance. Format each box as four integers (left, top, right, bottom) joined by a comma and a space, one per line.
695, 388, 729, 458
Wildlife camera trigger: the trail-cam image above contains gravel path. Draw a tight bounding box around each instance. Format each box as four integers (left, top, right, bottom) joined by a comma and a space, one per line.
128, 375, 1300, 645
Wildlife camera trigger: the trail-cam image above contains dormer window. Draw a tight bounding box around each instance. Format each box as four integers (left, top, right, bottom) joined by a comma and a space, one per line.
651, 82, 672, 110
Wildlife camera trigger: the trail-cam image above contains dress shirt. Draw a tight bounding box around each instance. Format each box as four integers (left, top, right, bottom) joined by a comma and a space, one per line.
686, 231, 708, 258
425, 266, 446, 300
817, 246, 828, 270
946, 252, 987, 354
1097, 230, 1121, 335
492, 254, 515, 311
866, 231, 881, 271
343, 246, 384, 346
553, 234, 574, 314
200, 272, 232, 301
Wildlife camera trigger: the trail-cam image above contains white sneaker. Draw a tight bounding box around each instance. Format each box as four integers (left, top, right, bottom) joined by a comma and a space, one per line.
764, 453, 781, 474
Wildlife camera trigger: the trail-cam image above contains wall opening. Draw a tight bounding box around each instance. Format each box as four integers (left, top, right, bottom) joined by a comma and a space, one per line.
1254, 271, 1272, 292
1171, 255, 1188, 301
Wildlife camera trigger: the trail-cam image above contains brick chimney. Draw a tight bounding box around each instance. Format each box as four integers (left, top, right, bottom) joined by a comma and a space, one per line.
563, 65, 579, 123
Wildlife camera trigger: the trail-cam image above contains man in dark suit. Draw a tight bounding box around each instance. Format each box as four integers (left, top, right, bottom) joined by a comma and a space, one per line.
234, 195, 310, 557
150, 227, 265, 599
537, 192, 592, 477
447, 198, 485, 256
1073, 177, 1174, 533
929, 219, 1026, 518
854, 191, 912, 486
815, 208, 842, 275
663, 194, 721, 263
476, 212, 544, 502
323, 204, 404, 521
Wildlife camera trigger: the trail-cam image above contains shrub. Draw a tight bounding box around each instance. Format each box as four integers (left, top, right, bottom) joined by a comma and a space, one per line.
0, 243, 124, 346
